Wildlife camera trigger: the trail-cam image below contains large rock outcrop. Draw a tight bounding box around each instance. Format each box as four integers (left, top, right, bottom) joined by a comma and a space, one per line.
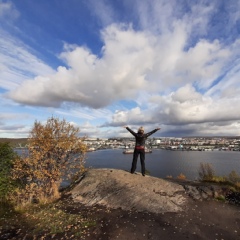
70, 168, 187, 213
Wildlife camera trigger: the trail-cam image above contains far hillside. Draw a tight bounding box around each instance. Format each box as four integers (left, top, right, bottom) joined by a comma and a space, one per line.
0, 138, 28, 148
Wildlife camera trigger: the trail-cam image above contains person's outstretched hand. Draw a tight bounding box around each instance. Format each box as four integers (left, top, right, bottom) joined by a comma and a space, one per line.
157, 127, 161, 130
123, 126, 128, 128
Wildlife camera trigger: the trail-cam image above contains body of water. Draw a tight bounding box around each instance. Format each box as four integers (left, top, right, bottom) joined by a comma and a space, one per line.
15, 148, 240, 180
85, 149, 240, 180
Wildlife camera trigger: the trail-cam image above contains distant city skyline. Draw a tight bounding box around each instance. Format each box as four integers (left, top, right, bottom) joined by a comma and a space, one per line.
1, 0, 240, 139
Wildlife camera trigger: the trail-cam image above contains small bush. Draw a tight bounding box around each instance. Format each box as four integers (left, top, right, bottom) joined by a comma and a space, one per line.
228, 171, 240, 184
177, 173, 187, 180
235, 182, 240, 189
198, 163, 215, 181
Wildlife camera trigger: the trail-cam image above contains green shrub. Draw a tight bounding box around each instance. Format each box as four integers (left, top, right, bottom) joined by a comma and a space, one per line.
0, 142, 18, 201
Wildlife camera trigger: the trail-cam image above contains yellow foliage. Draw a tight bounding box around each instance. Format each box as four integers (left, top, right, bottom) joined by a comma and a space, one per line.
177, 173, 187, 180
11, 117, 87, 205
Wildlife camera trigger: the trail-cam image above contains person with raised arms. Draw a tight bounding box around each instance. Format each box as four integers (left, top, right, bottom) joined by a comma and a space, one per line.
123, 126, 161, 176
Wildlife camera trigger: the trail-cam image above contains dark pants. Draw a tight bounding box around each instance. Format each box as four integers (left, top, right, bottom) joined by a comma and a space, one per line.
131, 149, 145, 175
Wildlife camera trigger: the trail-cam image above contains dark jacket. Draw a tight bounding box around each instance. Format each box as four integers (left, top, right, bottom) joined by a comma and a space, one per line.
126, 127, 158, 148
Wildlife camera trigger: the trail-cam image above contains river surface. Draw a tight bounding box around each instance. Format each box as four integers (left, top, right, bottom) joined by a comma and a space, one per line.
85, 149, 240, 180
15, 148, 240, 180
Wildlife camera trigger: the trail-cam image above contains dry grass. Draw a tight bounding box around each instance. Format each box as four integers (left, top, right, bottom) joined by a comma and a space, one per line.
0, 200, 96, 239
198, 163, 240, 191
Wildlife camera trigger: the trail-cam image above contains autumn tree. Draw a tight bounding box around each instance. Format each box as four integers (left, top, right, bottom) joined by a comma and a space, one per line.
12, 117, 87, 203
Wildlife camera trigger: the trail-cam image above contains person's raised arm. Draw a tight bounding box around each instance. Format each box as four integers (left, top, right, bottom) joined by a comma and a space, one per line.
145, 127, 161, 137
124, 126, 137, 137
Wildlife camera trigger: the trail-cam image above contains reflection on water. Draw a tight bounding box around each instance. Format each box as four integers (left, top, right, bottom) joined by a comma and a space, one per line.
15, 148, 240, 180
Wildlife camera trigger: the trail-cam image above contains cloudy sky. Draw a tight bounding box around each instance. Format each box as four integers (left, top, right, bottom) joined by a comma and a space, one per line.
1, 0, 240, 138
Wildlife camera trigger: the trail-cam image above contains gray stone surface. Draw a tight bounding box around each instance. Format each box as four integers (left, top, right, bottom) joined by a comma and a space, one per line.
70, 168, 187, 213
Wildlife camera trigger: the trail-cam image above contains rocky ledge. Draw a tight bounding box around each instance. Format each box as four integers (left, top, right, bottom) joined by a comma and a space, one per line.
70, 168, 240, 214
70, 168, 187, 213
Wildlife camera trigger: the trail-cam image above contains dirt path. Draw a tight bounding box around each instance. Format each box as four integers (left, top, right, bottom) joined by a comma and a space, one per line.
61, 196, 240, 240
